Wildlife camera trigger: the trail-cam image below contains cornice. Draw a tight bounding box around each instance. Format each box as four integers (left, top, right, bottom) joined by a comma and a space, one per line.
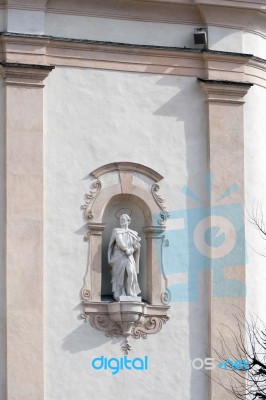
194, 0, 265, 11
198, 77, 253, 88
0, 62, 54, 87
0, 33, 265, 88
198, 78, 253, 104
46, 0, 202, 26
45, 0, 266, 13
3, 0, 48, 11
0, 0, 265, 42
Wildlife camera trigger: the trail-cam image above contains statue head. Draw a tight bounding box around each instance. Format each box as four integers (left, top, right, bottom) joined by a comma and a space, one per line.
119, 214, 131, 228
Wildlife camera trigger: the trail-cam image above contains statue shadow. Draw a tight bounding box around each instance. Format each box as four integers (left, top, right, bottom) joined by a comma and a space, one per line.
74, 224, 88, 236
62, 303, 122, 353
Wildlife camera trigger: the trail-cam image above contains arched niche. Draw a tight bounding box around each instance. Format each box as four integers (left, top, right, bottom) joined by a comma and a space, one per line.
81, 162, 170, 306
80, 162, 170, 351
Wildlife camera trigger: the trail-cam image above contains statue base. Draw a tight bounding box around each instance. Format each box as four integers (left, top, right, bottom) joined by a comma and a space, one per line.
119, 296, 142, 302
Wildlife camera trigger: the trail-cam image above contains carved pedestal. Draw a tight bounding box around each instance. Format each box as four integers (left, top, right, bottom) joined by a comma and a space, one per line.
81, 300, 169, 353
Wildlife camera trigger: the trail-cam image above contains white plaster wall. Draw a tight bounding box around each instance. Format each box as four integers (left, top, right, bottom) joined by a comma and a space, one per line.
44, 67, 208, 400
208, 26, 243, 53
243, 32, 266, 60
45, 14, 197, 48
5, 9, 45, 34
200, 26, 266, 59
0, 9, 5, 31
244, 84, 266, 323
0, 78, 6, 399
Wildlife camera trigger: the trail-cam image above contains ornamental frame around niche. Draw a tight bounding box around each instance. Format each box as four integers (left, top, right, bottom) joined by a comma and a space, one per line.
80, 162, 170, 352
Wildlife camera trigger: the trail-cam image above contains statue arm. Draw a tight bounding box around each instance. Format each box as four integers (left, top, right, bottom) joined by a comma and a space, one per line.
129, 230, 141, 251
112, 229, 134, 256
115, 232, 128, 252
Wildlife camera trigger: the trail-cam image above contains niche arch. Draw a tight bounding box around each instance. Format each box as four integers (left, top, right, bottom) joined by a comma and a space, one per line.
80, 162, 170, 351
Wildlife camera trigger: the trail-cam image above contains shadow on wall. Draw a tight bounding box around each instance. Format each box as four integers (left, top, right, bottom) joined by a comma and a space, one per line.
64, 73, 208, 399
62, 303, 122, 353
152, 74, 209, 399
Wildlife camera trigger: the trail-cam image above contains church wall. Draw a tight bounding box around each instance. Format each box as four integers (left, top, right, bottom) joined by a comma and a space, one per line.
244, 84, 266, 322
207, 26, 243, 53
43, 67, 208, 400
5, 8, 46, 34
243, 32, 266, 60
45, 14, 198, 48
0, 1, 265, 399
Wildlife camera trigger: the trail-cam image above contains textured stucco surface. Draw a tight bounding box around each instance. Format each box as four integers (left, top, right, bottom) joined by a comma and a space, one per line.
244, 32, 266, 60
46, 14, 198, 48
208, 26, 243, 53
44, 67, 208, 400
245, 84, 266, 322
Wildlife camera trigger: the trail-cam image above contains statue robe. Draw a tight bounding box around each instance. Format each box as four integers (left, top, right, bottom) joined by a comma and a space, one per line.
108, 228, 141, 296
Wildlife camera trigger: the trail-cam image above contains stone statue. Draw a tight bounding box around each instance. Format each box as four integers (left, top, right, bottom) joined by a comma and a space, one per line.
108, 214, 141, 301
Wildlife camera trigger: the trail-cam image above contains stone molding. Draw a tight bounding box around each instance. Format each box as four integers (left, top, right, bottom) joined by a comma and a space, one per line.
198, 78, 253, 104
81, 302, 170, 354
1, 33, 266, 88
91, 161, 164, 182
3, 0, 48, 11
0, 62, 54, 87
0, 0, 264, 27
0, 0, 265, 40
44, 0, 266, 37
46, 0, 202, 25
81, 223, 106, 300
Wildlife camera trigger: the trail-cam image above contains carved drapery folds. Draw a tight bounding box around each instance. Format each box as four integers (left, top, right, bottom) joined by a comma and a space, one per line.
80, 162, 170, 352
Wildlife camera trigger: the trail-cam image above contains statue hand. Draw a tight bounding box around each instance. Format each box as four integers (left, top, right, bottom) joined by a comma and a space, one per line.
126, 249, 133, 256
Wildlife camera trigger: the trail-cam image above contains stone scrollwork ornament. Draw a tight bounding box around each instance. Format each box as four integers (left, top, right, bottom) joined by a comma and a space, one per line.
81, 310, 169, 354
151, 183, 169, 225
81, 179, 102, 221
160, 238, 171, 305
81, 313, 123, 338
151, 183, 167, 211
81, 287, 91, 301
161, 288, 171, 305
132, 315, 169, 339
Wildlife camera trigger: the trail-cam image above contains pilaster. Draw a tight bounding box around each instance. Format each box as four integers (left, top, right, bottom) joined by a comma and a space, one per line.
1, 62, 53, 400
199, 78, 252, 400
143, 226, 166, 305
82, 223, 106, 302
